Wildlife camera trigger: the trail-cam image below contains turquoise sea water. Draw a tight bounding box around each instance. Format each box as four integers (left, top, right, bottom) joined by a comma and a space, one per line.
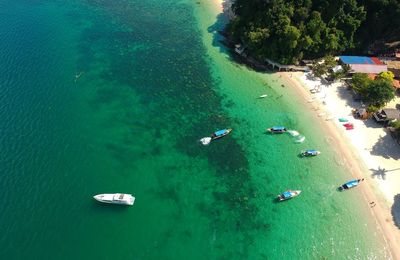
0, 0, 390, 259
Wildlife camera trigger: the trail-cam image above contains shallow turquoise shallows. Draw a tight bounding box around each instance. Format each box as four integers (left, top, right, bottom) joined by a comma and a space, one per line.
0, 0, 390, 259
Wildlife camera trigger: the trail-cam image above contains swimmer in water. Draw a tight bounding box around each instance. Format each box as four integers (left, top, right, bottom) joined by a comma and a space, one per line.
74, 72, 84, 82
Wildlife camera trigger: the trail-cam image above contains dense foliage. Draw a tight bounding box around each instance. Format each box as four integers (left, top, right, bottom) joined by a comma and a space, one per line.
228, 0, 400, 64
310, 55, 350, 79
390, 120, 400, 141
352, 72, 395, 107
311, 56, 337, 77
365, 80, 395, 107
377, 71, 395, 83
352, 73, 372, 95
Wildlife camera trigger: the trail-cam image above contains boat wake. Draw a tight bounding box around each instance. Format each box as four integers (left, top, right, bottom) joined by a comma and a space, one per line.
200, 137, 212, 145
287, 130, 305, 143
295, 135, 306, 143
287, 130, 300, 137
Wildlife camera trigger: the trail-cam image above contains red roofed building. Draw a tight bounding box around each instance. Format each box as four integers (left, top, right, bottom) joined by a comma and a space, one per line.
371, 57, 384, 65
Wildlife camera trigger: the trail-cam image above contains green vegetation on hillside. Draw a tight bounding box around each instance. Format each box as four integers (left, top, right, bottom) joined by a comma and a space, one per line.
228, 0, 400, 64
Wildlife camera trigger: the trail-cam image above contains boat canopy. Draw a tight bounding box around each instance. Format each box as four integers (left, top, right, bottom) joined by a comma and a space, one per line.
272, 126, 285, 131
113, 194, 124, 200
214, 129, 228, 136
282, 191, 292, 198
345, 180, 358, 187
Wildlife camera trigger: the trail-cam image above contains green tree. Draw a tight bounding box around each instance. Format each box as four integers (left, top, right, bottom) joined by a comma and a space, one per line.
227, 0, 374, 64
352, 73, 372, 97
324, 55, 336, 68
342, 64, 351, 74
390, 120, 400, 140
365, 79, 395, 107
312, 61, 328, 77
355, 0, 400, 50
377, 71, 395, 83
312, 55, 337, 77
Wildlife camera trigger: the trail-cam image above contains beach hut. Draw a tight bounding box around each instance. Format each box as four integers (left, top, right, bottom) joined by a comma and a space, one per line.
373, 108, 400, 124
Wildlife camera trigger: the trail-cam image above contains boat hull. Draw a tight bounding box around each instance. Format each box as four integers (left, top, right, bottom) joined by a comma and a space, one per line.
338, 179, 363, 191
267, 127, 287, 134
277, 190, 301, 201
300, 150, 320, 157
93, 194, 135, 206
211, 129, 232, 140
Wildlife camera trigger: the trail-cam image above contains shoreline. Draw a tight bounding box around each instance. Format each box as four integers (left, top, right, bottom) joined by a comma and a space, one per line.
209, 0, 400, 257
279, 71, 400, 258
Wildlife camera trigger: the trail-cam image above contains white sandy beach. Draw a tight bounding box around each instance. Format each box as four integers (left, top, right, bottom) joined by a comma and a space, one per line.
279, 71, 400, 258
295, 72, 400, 205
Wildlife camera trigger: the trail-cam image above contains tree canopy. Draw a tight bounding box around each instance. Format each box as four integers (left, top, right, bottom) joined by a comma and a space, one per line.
228, 0, 400, 64
377, 71, 395, 83
311, 55, 336, 77
365, 80, 395, 107
352, 73, 395, 107
352, 73, 372, 96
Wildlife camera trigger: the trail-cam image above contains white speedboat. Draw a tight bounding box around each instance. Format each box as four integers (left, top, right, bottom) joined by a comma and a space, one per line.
93, 193, 135, 205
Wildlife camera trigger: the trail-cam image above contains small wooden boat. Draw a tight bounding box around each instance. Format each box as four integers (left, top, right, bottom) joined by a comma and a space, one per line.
267, 126, 287, 134
338, 179, 364, 191
211, 129, 232, 140
300, 149, 320, 157
277, 190, 301, 201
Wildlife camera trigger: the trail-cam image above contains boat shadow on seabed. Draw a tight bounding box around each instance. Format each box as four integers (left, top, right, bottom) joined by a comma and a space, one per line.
90, 201, 131, 213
